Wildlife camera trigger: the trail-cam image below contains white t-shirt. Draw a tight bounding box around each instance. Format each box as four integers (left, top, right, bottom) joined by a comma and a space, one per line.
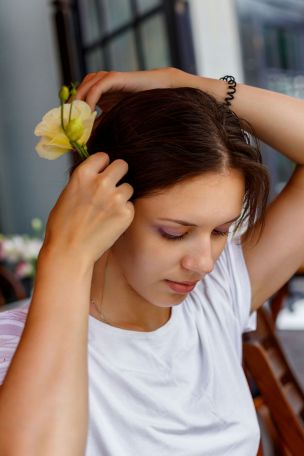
0, 238, 260, 455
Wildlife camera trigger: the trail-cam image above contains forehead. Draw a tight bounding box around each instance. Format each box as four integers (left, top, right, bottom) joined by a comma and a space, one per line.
135, 170, 245, 225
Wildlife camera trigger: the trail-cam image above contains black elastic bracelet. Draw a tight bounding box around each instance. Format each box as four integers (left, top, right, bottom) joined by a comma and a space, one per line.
219, 75, 237, 107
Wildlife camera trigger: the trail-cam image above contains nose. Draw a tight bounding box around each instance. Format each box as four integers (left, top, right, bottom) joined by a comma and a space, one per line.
181, 242, 214, 276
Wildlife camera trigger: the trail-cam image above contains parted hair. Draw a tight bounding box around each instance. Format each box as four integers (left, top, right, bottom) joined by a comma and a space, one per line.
75, 87, 269, 237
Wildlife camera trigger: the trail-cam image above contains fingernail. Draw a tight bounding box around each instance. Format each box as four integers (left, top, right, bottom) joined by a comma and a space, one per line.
95, 106, 103, 118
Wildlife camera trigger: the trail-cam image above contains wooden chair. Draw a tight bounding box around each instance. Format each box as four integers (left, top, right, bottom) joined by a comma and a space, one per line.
0, 265, 27, 307
243, 305, 304, 455
270, 266, 304, 323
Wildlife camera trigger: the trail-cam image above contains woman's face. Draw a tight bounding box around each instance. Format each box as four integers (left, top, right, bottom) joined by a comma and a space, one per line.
110, 169, 245, 308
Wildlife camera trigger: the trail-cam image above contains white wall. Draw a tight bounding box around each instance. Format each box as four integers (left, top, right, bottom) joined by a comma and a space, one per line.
0, 0, 69, 234
189, 0, 244, 81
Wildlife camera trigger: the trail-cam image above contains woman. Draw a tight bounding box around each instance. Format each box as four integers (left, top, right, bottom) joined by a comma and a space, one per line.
0, 67, 303, 455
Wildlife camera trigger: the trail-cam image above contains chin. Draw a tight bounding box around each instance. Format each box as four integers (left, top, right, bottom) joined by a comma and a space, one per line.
150, 293, 186, 308
127, 280, 187, 308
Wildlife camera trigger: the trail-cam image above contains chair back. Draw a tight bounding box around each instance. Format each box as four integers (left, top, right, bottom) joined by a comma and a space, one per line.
243, 306, 304, 455
0, 265, 27, 306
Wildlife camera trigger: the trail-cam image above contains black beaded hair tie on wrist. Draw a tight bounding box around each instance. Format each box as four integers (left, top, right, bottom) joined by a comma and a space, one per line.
219, 75, 237, 107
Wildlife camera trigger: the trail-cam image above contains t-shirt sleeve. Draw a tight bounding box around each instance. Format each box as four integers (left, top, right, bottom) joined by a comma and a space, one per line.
217, 236, 256, 334
0, 308, 28, 385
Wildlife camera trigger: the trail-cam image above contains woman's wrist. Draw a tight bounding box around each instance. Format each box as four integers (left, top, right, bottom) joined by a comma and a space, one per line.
38, 242, 94, 278
32, 245, 94, 316
195, 76, 228, 104
173, 69, 228, 104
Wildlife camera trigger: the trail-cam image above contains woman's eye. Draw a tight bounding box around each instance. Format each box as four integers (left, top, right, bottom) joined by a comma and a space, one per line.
159, 229, 187, 241
158, 228, 229, 241
213, 229, 229, 237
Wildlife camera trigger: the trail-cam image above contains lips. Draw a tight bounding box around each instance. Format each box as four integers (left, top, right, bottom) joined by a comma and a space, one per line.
165, 279, 198, 294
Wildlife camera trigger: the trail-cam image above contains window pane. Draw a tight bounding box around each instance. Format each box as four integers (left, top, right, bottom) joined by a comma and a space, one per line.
78, 0, 102, 44
104, 0, 133, 32
86, 48, 105, 72
107, 31, 139, 70
137, 0, 161, 14
140, 14, 171, 69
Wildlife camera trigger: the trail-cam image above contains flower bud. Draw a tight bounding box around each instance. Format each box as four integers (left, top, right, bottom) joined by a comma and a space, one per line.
59, 85, 70, 103
66, 117, 84, 141
70, 82, 77, 97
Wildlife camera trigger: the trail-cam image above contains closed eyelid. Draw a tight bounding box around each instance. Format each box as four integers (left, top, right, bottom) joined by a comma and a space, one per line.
216, 222, 235, 231
158, 227, 187, 235
158, 225, 230, 236
158, 228, 188, 241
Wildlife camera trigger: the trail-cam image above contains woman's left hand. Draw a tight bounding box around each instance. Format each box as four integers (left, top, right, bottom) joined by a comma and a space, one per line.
75, 67, 198, 112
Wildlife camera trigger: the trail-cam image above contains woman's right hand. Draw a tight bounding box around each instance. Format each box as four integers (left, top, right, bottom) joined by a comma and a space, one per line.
42, 152, 134, 266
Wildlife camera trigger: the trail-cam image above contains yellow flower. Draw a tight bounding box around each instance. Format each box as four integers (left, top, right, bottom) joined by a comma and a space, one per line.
34, 100, 96, 160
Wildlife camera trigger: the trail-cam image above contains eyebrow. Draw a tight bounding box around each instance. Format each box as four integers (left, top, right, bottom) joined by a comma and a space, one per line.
157, 215, 241, 227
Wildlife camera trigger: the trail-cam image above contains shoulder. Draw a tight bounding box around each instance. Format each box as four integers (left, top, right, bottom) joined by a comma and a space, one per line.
200, 237, 255, 333
209, 236, 249, 294
0, 303, 29, 336
0, 304, 29, 325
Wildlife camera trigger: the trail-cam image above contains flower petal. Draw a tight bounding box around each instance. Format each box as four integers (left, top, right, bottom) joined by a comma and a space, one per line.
35, 139, 70, 160
79, 112, 97, 143
48, 133, 71, 148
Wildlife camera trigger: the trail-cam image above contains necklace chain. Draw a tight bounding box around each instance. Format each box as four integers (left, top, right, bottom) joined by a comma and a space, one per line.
90, 297, 107, 322
91, 258, 108, 322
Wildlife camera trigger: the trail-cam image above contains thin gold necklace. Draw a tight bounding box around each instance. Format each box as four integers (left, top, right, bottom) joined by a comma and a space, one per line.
90, 298, 107, 322
90, 256, 108, 322
90, 280, 108, 322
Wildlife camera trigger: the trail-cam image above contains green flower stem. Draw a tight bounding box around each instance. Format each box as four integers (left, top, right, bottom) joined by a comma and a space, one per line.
78, 144, 89, 159
68, 101, 73, 123
60, 101, 66, 133
58, 83, 89, 161
69, 140, 88, 160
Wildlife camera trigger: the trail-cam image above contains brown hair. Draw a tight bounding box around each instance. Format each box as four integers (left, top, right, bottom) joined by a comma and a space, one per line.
76, 88, 269, 236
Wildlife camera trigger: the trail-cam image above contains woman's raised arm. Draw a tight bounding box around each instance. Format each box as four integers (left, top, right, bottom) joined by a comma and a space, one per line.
0, 153, 134, 455
76, 67, 304, 163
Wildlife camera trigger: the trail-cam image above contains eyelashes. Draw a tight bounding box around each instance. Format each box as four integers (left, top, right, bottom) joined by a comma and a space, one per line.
214, 230, 230, 237
159, 229, 229, 241
160, 231, 187, 241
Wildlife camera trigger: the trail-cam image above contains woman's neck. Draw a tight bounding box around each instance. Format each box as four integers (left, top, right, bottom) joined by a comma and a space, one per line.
89, 251, 171, 331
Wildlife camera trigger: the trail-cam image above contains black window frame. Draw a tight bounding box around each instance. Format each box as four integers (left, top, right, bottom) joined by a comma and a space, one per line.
51, 0, 197, 85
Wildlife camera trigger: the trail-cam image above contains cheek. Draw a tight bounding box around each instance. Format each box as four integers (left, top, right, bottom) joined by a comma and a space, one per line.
114, 231, 175, 284
112, 232, 156, 277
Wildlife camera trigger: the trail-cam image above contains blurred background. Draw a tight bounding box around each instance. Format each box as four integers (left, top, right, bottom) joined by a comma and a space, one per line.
2, 0, 304, 235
